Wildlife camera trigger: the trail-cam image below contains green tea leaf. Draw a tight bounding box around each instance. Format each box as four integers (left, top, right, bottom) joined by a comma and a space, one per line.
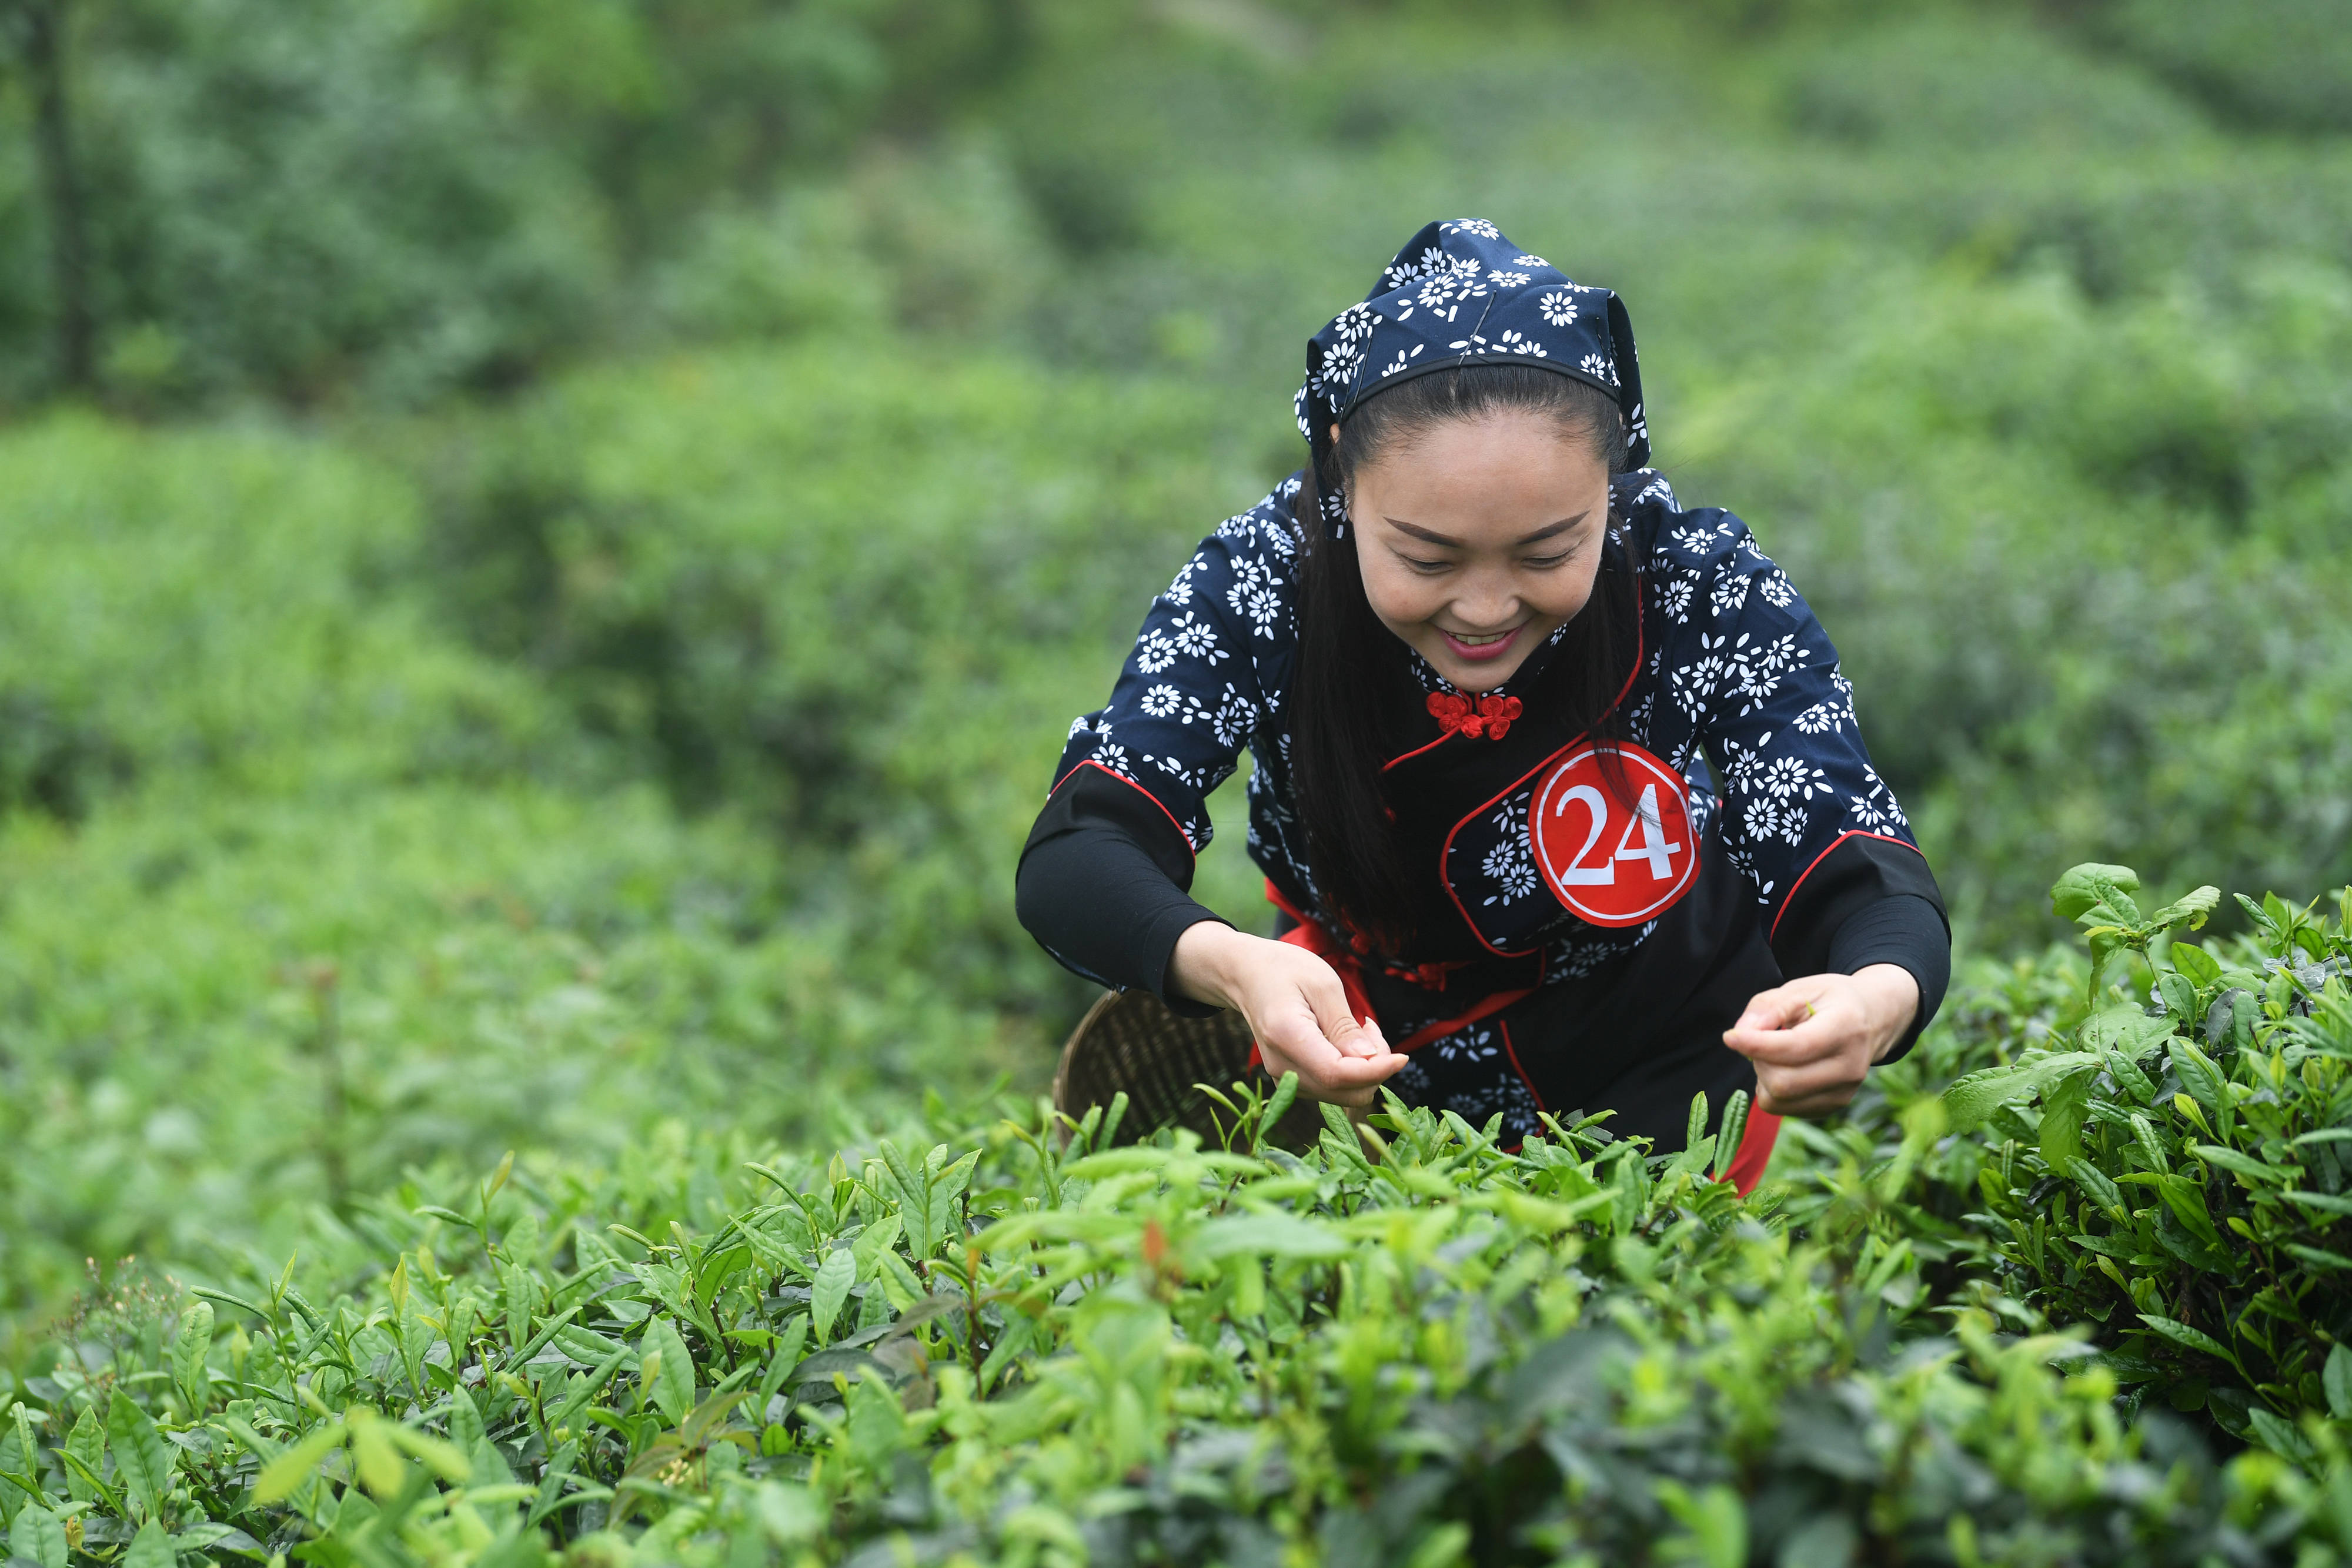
10, 1504, 66, 1568
2246, 1407, 2319, 1469
926, 1151, 981, 1261
346, 1413, 406, 1498
106, 1392, 174, 1523
1191, 1213, 1350, 1261
171, 1300, 214, 1413
1258, 1072, 1301, 1146
2192, 1145, 2288, 1187
642, 1318, 696, 1428
2039, 1068, 2095, 1165
61, 1406, 101, 1506
2169, 942, 2223, 988
2149, 886, 2220, 932
810, 1249, 856, 1344
2154, 1175, 2223, 1248
2169, 1041, 2225, 1115
122, 1520, 175, 1568
2326, 1344, 2352, 1420
2066, 1158, 2124, 1221
1942, 1053, 2100, 1132
255, 1423, 346, 1503
2286, 1189, 2352, 1216
1713, 1091, 1750, 1183
2052, 863, 2140, 925
2139, 1314, 2240, 1371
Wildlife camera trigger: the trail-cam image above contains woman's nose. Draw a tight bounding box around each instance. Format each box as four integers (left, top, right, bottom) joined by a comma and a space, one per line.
1452, 579, 1520, 629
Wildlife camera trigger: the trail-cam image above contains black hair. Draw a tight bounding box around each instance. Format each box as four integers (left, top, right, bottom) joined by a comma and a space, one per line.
1291, 363, 1636, 954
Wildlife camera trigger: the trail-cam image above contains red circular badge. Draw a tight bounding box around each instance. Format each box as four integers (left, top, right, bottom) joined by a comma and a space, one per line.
1530, 742, 1700, 927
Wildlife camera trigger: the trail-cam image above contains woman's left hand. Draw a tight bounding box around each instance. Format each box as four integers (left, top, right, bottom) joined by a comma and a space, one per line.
1720, 964, 1920, 1118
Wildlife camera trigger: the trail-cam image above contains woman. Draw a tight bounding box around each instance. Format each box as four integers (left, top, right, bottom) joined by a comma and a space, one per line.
1016, 220, 1947, 1179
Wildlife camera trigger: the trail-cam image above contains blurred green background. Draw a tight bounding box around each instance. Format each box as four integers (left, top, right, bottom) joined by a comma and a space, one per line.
2, 0, 2349, 1333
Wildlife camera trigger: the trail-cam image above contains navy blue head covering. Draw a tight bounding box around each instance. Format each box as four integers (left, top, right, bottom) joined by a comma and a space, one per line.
1295, 219, 1649, 537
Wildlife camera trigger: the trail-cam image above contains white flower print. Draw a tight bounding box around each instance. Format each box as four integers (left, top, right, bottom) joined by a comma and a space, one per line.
1672, 642, 1729, 720
1758, 571, 1796, 609
1164, 611, 1226, 664
1716, 731, 1769, 797
1332, 302, 1383, 342
1632, 473, 1677, 509
1482, 841, 1539, 904
1067, 715, 1092, 741
1135, 632, 1177, 674
1207, 684, 1258, 747
1494, 328, 1547, 358
1709, 571, 1750, 618
1579, 352, 1618, 386
1446, 218, 1502, 239
1232, 583, 1281, 638
1140, 684, 1181, 718
1848, 765, 1909, 831
1514, 254, 1548, 268
1658, 572, 1698, 624
1539, 290, 1578, 326
1480, 795, 1538, 905
1626, 690, 1656, 743
1759, 754, 1831, 803
1382, 246, 1448, 289
1750, 633, 1804, 675
1406, 260, 1485, 322
1741, 794, 1787, 845
1669, 524, 1716, 557
1489, 269, 1529, 287
1093, 740, 1135, 778
1165, 552, 1207, 606
1792, 695, 1849, 735
1728, 660, 1780, 717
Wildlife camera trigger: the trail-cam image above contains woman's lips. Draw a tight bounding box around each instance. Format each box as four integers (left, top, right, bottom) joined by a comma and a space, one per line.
1438, 624, 1522, 663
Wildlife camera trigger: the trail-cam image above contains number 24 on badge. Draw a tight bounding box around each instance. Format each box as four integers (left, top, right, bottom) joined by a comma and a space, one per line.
1531, 743, 1699, 927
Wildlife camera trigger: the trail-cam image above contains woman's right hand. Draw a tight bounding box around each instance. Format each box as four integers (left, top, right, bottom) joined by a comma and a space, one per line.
1168, 921, 1409, 1108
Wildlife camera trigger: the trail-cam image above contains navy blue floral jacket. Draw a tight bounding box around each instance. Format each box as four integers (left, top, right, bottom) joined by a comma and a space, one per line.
1017, 220, 1946, 1131
1049, 466, 1917, 963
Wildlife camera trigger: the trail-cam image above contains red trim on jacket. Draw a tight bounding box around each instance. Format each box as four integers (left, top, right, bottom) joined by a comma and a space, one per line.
1498, 1019, 1546, 1114
1048, 759, 1199, 868
1251, 878, 1538, 1059
1434, 586, 1648, 957
1765, 829, 1925, 944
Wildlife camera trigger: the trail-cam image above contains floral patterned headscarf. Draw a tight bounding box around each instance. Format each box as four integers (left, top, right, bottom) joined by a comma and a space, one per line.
1295, 218, 1650, 537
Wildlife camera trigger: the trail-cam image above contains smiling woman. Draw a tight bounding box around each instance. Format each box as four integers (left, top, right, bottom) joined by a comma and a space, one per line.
1015, 220, 1951, 1168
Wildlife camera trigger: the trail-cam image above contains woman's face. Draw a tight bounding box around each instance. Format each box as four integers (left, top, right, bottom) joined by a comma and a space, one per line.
1344, 410, 1611, 694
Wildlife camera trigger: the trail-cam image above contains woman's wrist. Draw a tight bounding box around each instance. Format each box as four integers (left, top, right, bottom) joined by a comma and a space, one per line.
1169, 919, 1251, 1010
1852, 962, 1921, 1062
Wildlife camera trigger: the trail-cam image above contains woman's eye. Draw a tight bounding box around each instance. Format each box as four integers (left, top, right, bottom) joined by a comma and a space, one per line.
1402, 555, 1452, 573
1522, 550, 1573, 569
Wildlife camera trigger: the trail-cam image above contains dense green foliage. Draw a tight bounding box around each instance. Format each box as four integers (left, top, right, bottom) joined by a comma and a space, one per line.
7, 1048, 2352, 1568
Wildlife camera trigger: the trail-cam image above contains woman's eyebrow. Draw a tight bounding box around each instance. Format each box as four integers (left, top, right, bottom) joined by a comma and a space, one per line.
1383, 508, 1593, 548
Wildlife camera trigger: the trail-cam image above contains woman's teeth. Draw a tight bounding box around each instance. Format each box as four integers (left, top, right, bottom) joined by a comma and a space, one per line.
1449, 630, 1510, 646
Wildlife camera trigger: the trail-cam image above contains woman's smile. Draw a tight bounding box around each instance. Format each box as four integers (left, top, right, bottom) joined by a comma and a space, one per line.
1437, 624, 1523, 662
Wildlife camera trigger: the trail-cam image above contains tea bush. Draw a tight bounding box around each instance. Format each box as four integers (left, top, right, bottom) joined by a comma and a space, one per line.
1935, 867, 2352, 1461
5, 1079, 2347, 1568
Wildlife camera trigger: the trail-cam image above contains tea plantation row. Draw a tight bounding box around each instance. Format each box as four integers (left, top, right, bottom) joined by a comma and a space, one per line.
5, 866, 2351, 1566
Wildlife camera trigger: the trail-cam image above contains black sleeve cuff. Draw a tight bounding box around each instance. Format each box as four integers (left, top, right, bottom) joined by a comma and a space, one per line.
1015, 767, 1232, 1015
